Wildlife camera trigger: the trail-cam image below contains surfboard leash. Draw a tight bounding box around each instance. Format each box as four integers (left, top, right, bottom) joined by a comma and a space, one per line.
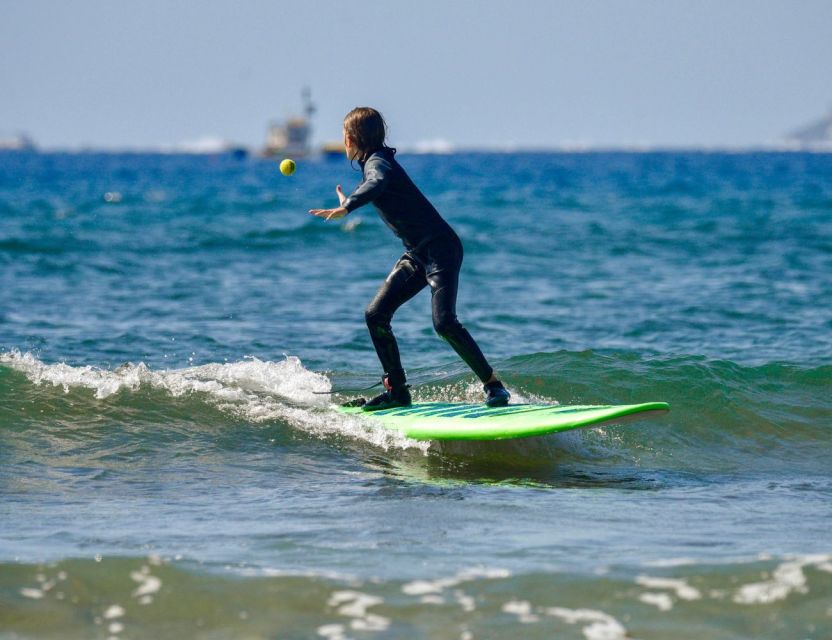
312, 380, 383, 395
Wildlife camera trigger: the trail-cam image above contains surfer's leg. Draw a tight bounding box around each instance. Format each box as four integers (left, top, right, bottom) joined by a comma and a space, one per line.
429, 261, 510, 406
425, 245, 495, 384
365, 254, 428, 385
429, 271, 493, 382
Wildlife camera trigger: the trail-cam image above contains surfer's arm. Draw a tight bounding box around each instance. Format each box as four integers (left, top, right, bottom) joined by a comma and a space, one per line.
308, 206, 347, 220
308, 185, 351, 220
341, 156, 391, 212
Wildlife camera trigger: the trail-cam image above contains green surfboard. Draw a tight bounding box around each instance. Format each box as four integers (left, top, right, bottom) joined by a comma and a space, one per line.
338, 401, 669, 441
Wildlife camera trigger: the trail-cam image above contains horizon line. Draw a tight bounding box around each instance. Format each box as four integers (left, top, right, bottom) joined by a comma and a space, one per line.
4, 142, 832, 155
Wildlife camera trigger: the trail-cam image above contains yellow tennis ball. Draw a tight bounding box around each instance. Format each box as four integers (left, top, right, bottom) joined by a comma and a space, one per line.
279, 158, 296, 176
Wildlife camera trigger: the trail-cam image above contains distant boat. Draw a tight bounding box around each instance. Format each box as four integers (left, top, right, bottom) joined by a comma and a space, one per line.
0, 133, 36, 152
785, 107, 832, 150
263, 87, 316, 157
320, 140, 346, 159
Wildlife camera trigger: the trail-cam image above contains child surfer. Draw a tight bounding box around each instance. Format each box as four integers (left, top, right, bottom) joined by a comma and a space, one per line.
309, 107, 510, 411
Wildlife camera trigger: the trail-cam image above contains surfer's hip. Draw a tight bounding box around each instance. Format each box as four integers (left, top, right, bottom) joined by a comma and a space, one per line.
407, 234, 463, 273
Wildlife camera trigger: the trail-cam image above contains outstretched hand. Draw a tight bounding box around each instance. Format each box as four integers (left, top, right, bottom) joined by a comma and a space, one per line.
309, 206, 348, 221
309, 184, 349, 220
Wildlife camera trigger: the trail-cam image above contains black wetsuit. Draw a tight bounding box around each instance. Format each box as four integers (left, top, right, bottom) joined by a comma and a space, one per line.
342, 147, 493, 386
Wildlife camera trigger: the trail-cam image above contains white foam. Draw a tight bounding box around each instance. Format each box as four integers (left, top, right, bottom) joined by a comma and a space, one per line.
1, 351, 429, 452
635, 575, 701, 600
317, 624, 347, 640
403, 580, 442, 595
257, 401, 429, 453
733, 557, 815, 605
1, 350, 328, 402
502, 600, 540, 623
639, 592, 673, 611
103, 605, 125, 619
454, 590, 476, 612
334, 593, 383, 620
341, 217, 362, 232
643, 557, 700, 568
327, 591, 390, 632
414, 379, 536, 405
401, 567, 511, 596
249, 567, 357, 582
183, 357, 331, 405
544, 607, 628, 640
130, 567, 161, 599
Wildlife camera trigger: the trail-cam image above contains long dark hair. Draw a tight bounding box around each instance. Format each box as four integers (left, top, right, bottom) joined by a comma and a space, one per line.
344, 107, 396, 166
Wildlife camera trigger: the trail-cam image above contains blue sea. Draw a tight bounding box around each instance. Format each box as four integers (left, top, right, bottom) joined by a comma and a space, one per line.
1, 150, 831, 639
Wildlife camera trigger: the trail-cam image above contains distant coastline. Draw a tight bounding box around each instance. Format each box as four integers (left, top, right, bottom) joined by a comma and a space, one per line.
4, 143, 831, 156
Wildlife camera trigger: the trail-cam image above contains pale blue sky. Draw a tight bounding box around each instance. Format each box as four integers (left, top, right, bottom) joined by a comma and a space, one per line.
2, 0, 830, 149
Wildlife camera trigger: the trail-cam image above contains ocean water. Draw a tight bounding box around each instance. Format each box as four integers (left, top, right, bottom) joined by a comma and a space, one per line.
1, 150, 831, 639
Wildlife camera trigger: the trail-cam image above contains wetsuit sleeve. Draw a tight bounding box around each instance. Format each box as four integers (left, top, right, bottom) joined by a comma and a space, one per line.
342, 156, 392, 212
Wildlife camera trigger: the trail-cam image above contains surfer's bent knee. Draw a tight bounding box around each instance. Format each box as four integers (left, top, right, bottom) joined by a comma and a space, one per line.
433, 314, 462, 338
365, 305, 391, 330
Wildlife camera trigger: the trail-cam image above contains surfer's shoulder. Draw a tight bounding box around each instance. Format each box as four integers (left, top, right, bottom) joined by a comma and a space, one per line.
362, 149, 396, 179
365, 147, 395, 165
